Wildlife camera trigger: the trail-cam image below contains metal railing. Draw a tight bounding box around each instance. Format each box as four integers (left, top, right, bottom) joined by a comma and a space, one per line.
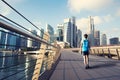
0, 1, 61, 79
0, 17, 61, 80
90, 46, 120, 60
67, 46, 120, 60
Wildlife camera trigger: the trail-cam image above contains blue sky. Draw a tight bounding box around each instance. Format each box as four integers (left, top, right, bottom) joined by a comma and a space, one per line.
0, 0, 120, 44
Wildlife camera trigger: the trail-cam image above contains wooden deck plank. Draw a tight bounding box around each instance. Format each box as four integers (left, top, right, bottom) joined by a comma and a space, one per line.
49, 50, 120, 80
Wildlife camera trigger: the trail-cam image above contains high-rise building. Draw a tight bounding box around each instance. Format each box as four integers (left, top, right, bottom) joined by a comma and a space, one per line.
46, 24, 54, 43
1, 31, 17, 50
88, 16, 95, 46
56, 24, 64, 41
77, 29, 82, 47
71, 17, 77, 47
109, 37, 119, 45
0, 30, 6, 48
27, 28, 32, 47
37, 28, 44, 38
31, 30, 38, 47
101, 34, 107, 45
63, 17, 77, 48
94, 30, 100, 46
64, 18, 71, 47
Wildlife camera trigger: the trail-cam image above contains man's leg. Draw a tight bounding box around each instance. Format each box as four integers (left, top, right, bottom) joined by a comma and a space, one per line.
83, 55, 88, 69
86, 55, 89, 67
83, 56, 86, 65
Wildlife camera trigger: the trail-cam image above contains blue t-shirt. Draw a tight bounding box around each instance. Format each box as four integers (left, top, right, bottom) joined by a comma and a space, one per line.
81, 39, 89, 51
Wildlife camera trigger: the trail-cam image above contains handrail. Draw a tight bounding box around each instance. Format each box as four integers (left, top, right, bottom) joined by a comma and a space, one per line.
0, 1, 61, 80
0, 18, 57, 48
1, 0, 47, 37
67, 46, 120, 60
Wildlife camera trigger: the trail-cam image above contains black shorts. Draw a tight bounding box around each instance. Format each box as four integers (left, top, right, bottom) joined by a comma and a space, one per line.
82, 51, 89, 55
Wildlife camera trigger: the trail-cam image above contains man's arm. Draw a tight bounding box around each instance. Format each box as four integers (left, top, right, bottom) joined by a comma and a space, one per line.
80, 42, 83, 54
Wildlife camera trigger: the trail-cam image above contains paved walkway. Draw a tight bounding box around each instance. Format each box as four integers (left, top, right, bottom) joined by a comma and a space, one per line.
50, 50, 120, 80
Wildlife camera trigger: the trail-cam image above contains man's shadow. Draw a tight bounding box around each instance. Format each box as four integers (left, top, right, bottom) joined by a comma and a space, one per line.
89, 61, 117, 69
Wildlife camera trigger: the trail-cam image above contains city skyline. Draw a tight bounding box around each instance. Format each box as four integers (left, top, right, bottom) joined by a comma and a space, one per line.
0, 0, 120, 43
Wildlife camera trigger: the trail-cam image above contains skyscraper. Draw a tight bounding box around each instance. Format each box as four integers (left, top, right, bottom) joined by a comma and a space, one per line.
101, 34, 107, 45
56, 24, 64, 41
31, 30, 38, 47
7, 31, 17, 50
0, 30, 7, 48
72, 17, 77, 47
64, 18, 71, 46
37, 28, 44, 39
109, 37, 119, 45
88, 16, 95, 46
46, 24, 54, 43
64, 17, 77, 48
27, 28, 32, 47
77, 29, 82, 47
94, 30, 100, 46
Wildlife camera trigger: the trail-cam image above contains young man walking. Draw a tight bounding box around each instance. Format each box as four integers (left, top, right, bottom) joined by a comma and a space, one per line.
81, 34, 90, 69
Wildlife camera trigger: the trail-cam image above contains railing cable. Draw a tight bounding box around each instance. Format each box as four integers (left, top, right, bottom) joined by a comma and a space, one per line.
1, 0, 48, 37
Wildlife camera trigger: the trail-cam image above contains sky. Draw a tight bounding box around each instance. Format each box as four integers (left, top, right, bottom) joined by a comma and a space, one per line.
0, 0, 120, 44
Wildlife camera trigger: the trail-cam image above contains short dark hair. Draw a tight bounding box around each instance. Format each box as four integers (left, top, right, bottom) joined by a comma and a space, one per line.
84, 34, 88, 38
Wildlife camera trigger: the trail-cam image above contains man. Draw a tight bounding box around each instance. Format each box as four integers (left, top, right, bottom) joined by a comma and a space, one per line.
81, 34, 90, 69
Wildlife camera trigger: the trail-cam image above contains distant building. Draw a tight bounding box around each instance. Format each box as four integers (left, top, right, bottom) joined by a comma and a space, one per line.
64, 18, 72, 47
63, 17, 77, 47
72, 17, 77, 47
0, 30, 6, 48
109, 37, 119, 45
4, 31, 17, 50
37, 28, 44, 38
101, 34, 107, 45
94, 30, 100, 46
88, 16, 95, 46
31, 30, 38, 48
46, 24, 54, 43
56, 24, 64, 41
27, 28, 32, 47
77, 29, 82, 47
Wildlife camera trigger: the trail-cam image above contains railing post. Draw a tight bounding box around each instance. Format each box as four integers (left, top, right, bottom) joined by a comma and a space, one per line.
116, 49, 120, 60
102, 49, 104, 56
32, 32, 49, 80
108, 48, 112, 58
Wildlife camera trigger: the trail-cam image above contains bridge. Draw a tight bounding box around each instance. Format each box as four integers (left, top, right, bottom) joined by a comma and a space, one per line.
1, 17, 120, 80
0, 1, 120, 80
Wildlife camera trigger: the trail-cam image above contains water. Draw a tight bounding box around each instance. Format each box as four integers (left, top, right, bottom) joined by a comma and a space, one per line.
0, 51, 37, 80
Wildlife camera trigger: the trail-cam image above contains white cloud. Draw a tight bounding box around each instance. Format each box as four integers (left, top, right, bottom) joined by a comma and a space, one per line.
76, 16, 103, 29
0, 0, 25, 16
76, 15, 114, 34
93, 16, 103, 25
116, 9, 120, 16
67, 0, 113, 13
76, 18, 88, 30
103, 14, 113, 22
0, 1, 11, 16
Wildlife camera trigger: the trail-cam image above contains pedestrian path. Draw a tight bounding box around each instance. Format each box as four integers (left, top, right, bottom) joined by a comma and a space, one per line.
50, 50, 120, 80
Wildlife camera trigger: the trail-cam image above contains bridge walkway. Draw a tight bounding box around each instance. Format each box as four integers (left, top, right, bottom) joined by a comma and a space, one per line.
50, 50, 120, 80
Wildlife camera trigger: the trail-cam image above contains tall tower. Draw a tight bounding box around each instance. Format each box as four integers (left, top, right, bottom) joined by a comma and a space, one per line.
101, 34, 107, 45
46, 24, 54, 43
27, 28, 32, 47
94, 30, 100, 46
57, 24, 64, 41
64, 18, 71, 46
88, 16, 95, 46
77, 29, 82, 47
64, 17, 77, 48
71, 16, 77, 47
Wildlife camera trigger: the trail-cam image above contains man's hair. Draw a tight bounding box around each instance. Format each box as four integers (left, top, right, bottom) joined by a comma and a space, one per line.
84, 34, 88, 38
